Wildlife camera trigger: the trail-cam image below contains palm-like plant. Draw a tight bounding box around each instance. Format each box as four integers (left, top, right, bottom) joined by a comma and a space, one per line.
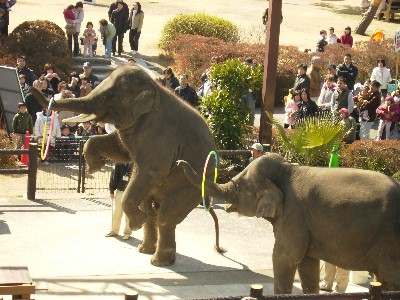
268, 112, 346, 166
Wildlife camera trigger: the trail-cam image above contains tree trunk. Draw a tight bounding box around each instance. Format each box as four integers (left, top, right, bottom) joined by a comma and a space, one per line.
355, 0, 384, 35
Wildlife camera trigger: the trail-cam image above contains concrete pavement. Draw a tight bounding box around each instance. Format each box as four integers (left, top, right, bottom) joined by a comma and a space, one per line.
0, 192, 371, 300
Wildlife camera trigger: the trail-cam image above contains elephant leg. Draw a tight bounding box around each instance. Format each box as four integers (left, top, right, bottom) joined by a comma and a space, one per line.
272, 250, 298, 294
138, 198, 157, 254
84, 132, 130, 173
122, 172, 158, 231
298, 256, 320, 294
151, 224, 176, 266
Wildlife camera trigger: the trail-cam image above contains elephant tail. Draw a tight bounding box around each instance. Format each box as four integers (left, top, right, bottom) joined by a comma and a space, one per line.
208, 204, 226, 254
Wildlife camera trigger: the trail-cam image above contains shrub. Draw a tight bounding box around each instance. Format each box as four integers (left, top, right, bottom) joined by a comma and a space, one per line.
340, 140, 400, 176
269, 113, 345, 166
200, 59, 263, 150
158, 13, 239, 51
0, 20, 73, 80
0, 130, 18, 169
171, 35, 397, 105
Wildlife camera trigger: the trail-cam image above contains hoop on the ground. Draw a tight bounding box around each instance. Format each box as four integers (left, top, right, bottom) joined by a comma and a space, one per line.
202, 151, 218, 211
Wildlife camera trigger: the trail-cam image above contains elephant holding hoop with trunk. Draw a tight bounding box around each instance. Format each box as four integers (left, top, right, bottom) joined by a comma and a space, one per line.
30, 65, 224, 266
177, 153, 400, 293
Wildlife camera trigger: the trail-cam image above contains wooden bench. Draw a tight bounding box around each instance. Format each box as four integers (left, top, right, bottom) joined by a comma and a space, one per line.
377, 0, 400, 21
0, 266, 35, 299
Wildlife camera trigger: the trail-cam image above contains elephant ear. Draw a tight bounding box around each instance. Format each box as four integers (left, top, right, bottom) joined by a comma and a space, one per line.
132, 80, 160, 119
256, 179, 283, 218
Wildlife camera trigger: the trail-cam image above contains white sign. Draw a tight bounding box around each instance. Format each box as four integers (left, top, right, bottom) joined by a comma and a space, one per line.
394, 29, 400, 52
83, 0, 96, 5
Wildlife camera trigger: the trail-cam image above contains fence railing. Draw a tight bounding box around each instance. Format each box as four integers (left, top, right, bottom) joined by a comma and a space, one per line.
0, 143, 38, 199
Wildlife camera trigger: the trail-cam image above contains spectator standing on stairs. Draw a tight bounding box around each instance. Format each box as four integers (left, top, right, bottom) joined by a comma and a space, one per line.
111, 0, 129, 56
128, 2, 144, 55
80, 62, 99, 88
99, 19, 116, 59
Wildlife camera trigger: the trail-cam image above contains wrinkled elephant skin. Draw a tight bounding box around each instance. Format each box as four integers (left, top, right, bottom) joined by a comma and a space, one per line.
177, 153, 400, 293
30, 65, 223, 266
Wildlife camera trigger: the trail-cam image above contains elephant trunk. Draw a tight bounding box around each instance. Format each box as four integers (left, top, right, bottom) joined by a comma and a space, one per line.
177, 160, 238, 204
30, 87, 92, 114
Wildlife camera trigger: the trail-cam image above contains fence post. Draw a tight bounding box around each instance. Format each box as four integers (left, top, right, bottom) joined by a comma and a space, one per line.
27, 143, 38, 200
125, 291, 138, 300
250, 284, 263, 300
82, 153, 86, 193
78, 139, 83, 193
369, 282, 382, 300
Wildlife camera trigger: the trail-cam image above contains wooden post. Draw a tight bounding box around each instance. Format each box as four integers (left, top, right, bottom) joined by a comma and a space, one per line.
125, 291, 138, 300
27, 143, 38, 200
369, 282, 382, 300
250, 284, 263, 300
260, 0, 282, 144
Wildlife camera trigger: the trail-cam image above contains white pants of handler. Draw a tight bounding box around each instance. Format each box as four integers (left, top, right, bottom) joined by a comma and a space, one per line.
320, 262, 349, 293
111, 189, 132, 236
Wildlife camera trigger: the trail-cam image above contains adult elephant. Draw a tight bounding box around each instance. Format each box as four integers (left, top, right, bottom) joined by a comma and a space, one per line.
177, 153, 400, 293
30, 65, 224, 266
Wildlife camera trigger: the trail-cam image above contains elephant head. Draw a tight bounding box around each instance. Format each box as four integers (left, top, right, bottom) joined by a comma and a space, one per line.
29, 65, 160, 131
177, 153, 284, 219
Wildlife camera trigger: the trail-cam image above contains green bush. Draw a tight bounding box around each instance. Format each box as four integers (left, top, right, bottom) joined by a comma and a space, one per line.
340, 140, 400, 176
158, 13, 239, 51
269, 113, 345, 166
200, 59, 263, 150
0, 20, 73, 80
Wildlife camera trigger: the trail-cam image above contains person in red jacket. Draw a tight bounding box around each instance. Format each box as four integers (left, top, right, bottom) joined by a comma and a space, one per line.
340, 26, 353, 47
376, 95, 400, 140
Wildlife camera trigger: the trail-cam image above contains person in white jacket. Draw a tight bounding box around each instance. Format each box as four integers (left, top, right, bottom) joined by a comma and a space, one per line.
370, 58, 392, 98
34, 108, 61, 147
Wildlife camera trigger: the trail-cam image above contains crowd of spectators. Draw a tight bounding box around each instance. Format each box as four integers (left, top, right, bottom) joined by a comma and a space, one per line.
285, 53, 400, 143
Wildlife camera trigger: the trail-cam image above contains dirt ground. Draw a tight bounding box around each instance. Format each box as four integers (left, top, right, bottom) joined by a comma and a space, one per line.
9, 0, 400, 59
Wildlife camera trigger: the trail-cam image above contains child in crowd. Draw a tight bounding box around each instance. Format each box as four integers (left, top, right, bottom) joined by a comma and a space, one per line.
18, 74, 30, 97
63, 4, 75, 21
79, 76, 92, 97
61, 124, 74, 138
83, 21, 96, 57
316, 30, 328, 53
12, 102, 33, 149
340, 108, 356, 144
284, 90, 300, 129
376, 95, 400, 140
355, 80, 371, 122
76, 121, 96, 137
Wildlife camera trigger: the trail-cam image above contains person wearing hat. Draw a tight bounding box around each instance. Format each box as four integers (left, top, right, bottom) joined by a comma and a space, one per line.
80, 61, 99, 87
339, 26, 353, 47
227, 143, 264, 172
328, 27, 338, 45
327, 64, 338, 82
339, 108, 356, 144
293, 63, 310, 94
376, 95, 400, 140
0, 0, 16, 36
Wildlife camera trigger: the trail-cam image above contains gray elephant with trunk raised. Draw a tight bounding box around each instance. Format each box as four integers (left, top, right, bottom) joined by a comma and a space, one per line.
177, 153, 400, 293
30, 65, 224, 266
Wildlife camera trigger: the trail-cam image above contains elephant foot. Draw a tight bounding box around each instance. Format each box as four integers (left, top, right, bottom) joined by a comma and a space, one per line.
138, 243, 156, 254
151, 251, 176, 266
127, 210, 148, 231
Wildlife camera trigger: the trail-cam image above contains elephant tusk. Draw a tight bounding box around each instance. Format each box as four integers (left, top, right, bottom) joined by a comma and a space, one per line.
62, 113, 97, 123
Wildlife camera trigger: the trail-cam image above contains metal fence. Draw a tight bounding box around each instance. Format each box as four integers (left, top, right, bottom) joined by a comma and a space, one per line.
33, 138, 256, 194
